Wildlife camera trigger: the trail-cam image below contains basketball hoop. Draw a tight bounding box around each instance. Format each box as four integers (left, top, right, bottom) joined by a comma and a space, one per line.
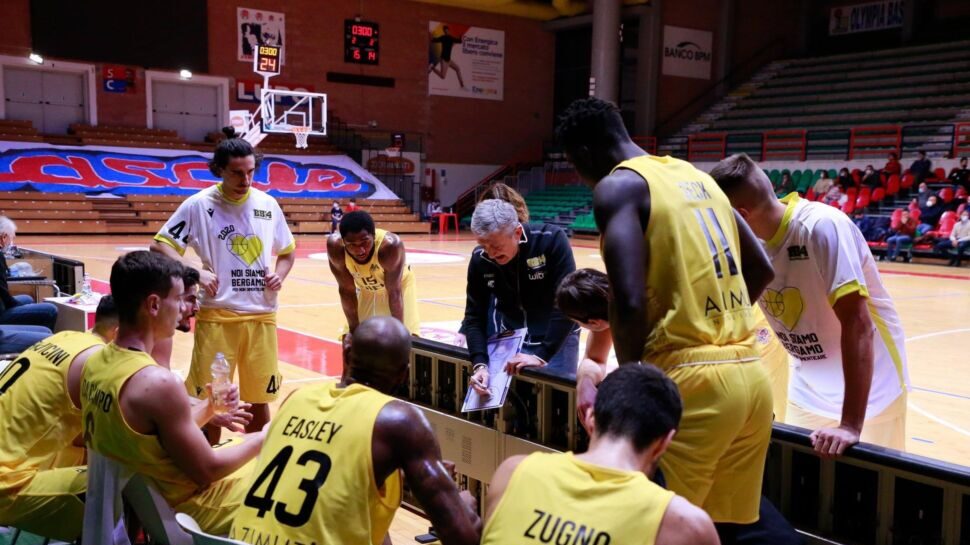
290, 126, 311, 149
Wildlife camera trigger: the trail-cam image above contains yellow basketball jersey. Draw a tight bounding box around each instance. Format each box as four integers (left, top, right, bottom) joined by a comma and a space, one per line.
80, 343, 200, 505
0, 331, 104, 491
610, 155, 759, 369
483, 452, 674, 545
230, 381, 402, 545
344, 228, 415, 293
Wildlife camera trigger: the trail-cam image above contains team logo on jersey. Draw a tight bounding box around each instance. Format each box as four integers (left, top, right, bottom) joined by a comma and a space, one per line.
206, 208, 214, 217
787, 245, 809, 261
227, 233, 264, 266
761, 287, 804, 330
526, 255, 546, 269
253, 209, 272, 220
370, 263, 380, 272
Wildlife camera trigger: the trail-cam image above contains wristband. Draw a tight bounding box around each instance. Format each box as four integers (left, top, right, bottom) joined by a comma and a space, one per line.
472, 363, 488, 374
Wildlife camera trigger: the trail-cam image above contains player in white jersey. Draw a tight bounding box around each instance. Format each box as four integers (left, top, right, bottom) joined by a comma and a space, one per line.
711, 154, 910, 456
151, 127, 296, 435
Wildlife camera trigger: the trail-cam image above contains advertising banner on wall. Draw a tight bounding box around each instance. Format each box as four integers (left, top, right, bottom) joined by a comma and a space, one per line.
237, 7, 285, 63
0, 142, 400, 199
661, 26, 713, 80
829, 1, 904, 35
428, 21, 504, 101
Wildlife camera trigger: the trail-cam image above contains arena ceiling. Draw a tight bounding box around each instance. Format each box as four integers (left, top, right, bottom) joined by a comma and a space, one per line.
410, 0, 649, 21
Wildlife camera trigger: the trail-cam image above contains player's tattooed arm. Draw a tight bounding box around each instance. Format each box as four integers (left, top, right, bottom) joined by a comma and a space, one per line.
593, 170, 651, 365
328, 234, 361, 332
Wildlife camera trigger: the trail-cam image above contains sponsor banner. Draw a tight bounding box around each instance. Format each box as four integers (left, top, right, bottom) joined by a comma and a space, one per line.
661, 26, 713, 80
0, 142, 399, 199
237, 7, 285, 63
428, 21, 504, 101
235, 79, 315, 105
829, 1, 904, 35
366, 154, 416, 175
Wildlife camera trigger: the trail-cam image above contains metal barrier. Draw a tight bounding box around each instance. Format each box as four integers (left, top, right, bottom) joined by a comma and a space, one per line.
849, 125, 902, 160
763, 129, 808, 161
401, 337, 970, 545
688, 132, 728, 162
633, 136, 657, 155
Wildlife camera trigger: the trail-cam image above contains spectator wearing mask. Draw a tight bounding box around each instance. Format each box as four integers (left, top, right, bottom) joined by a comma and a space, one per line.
813, 171, 834, 196
914, 182, 933, 208
862, 165, 881, 189
919, 195, 945, 232
822, 184, 845, 206
948, 157, 969, 192
776, 172, 794, 197
837, 167, 853, 189
883, 210, 918, 262
935, 210, 970, 266
883, 152, 902, 176
910, 150, 932, 183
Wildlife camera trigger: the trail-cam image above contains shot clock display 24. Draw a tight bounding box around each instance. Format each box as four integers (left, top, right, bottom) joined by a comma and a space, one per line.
345, 19, 379, 65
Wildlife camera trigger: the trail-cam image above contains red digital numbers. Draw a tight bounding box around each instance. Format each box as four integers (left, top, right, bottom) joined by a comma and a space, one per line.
352, 24, 373, 37
345, 20, 378, 65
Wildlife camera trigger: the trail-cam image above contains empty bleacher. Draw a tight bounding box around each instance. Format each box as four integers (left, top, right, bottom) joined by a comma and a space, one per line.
659, 40, 970, 160
1, 192, 429, 235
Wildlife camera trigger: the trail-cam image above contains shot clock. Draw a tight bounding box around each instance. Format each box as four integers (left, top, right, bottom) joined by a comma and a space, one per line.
345, 19, 379, 65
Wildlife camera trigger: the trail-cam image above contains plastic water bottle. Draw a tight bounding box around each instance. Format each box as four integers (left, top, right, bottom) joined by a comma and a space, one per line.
81, 273, 93, 303
210, 352, 232, 414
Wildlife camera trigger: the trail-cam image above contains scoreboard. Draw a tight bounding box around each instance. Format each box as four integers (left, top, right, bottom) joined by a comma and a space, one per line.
344, 20, 379, 65
254, 45, 282, 76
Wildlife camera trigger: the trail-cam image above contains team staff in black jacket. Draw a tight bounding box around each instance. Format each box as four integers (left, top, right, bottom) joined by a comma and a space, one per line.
463, 199, 579, 395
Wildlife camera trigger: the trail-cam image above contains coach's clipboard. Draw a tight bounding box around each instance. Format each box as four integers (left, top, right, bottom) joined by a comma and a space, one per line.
461, 328, 526, 412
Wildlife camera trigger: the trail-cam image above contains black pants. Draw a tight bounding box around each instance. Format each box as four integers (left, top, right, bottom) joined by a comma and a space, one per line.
716, 497, 804, 545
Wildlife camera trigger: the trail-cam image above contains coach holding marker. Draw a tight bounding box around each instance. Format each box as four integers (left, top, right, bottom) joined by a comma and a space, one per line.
464, 199, 579, 395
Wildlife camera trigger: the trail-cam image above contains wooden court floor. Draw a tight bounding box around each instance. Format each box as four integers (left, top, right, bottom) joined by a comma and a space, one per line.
22, 232, 970, 543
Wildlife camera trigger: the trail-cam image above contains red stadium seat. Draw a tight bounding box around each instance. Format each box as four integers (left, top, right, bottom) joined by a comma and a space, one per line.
886, 175, 900, 196
927, 211, 957, 238
940, 187, 955, 204
880, 173, 888, 186
957, 187, 969, 200
958, 203, 966, 216
806, 188, 816, 201
871, 187, 886, 203
910, 208, 921, 222
900, 173, 914, 190
890, 208, 903, 229
933, 167, 946, 181
856, 187, 871, 208
908, 199, 919, 212
830, 201, 841, 208
841, 200, 855, 214
845, 187, 858, 203
851, 170, 862, 186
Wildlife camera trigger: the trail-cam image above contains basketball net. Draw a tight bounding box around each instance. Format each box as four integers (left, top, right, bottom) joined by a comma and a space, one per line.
290, 126, 311, 149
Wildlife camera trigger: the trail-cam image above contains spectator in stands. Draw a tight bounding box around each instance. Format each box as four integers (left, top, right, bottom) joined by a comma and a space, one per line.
426, 199, 443, 233
883, 152, 901, 177
936, 209, 970, 266
883, 210, 918, 262
948, 156, 969, 192
914, 182, 933, 208
776, 172, 794, 197
837, 167, 853, 189
813, 171, 834, 196
822, 183, 845, 206
0, 217, 57, 331
909, 150, 932, 183
346, 197, 359, 213
862, 165, 881, 189
330, 200, 343, 233
852, 209, 886, 242
919, 194, 945, 233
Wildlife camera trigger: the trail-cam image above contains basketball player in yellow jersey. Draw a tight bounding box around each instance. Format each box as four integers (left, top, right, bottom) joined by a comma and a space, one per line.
81, 251, 264, 535
484, 365, 717, 545
0, 296, 118, 541
556, 98, 776, 530
328, 210, 421, 334
231, 316, 480, 545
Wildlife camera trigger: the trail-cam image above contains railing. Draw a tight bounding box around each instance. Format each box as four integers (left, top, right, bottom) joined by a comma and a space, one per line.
403, 337, 970, 544
763, 129, 807, 161
954, 122, 970, 158
848, 125, 902, 160
687, 132, 727, 162
453, 142, 543, 219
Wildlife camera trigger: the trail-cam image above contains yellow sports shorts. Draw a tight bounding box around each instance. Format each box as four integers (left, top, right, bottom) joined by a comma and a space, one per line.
175, 445, 256, 535
661, 360, 774, 524
187, 308, 282, 404
786, 390, 907, 451
348, 274, 421, 335
0, 466, 87, 541
755, 322, 791, 422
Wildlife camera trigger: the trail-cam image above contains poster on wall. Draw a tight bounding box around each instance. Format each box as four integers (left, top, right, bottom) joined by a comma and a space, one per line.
661, 26, 713, 80
829, 1, 904, 35
237, 7, 285, 63
428, 21, 504, 101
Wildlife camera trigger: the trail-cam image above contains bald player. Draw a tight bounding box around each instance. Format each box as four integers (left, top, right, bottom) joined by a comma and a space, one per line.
483, 364, 718, 545
556, 97, 775, 531
711, 153, 910, 455
81, 251, 263, 535
328, 211, 421, 334
0, 296, 118, 541
231, 316, 481, 545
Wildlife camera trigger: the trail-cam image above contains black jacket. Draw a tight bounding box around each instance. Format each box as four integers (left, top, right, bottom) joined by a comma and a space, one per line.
462, 223, 577, 365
